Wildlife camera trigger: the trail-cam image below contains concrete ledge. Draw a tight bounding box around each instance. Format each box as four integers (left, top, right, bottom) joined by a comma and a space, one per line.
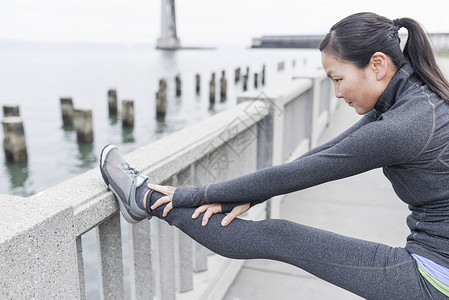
0, 73, 334, 299
0, 99, 272, 298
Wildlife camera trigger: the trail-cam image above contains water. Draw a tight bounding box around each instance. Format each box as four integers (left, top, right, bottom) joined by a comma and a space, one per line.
0, 42, 322, 197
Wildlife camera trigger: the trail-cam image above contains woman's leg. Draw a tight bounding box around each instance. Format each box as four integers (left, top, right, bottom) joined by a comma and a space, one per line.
149, 191, 441, 300
99, 145, 441, 300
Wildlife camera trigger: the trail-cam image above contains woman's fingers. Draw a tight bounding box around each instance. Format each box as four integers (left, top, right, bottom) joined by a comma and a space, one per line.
147, 183, 167, 194
191, 204, 222, 226
162, 201, 173, 217
150, 195, 171, 211
147, 183, 176, 196
221, 203, 250, 226
202, 205, 222, 226
148, 184, 177, 212
192, 203, 250, 227
192, 205, 209, 219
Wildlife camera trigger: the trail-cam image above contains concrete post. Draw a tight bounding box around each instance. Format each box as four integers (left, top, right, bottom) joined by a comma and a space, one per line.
0, 205, 80, 299
175, 230, 193, 293
121, 100, 134, 127
2, 117, 27, 162
310, 76, 322, 148
76, 237, 87, 300
60, 97, 74, 127
129, 220, 153, 300
108, 89, 118, 115
156, 221, 176, 300
195, 74, 200, 94
3, 105, 20, 117
97, 214, 125, 299
175, 74, 181, 97
209, 73, 216, 106
220, 70, 227, 101
73, 109, 93, 143
192, 242, 208, 272
262, 65, 266, 85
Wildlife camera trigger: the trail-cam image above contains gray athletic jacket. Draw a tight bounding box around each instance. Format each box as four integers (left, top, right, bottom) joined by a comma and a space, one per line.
173, 63, 449, 268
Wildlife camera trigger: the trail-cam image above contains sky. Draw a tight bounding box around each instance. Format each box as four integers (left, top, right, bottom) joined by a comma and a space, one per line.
1, 0, 449, 47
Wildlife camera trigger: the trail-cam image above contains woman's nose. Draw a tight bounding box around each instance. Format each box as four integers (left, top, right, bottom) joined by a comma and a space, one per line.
334, 86, 343, 99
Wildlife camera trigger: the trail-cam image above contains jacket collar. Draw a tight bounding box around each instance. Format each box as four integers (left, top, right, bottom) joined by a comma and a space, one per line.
374, 63, 414, 114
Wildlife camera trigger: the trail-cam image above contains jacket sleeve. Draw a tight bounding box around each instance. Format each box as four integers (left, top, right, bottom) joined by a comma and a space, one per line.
171, 110, 420, 208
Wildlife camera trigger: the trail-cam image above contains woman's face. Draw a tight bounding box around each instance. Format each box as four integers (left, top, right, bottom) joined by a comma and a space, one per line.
321, 52, 383, 115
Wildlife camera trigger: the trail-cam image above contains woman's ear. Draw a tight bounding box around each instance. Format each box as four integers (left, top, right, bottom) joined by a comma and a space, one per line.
370, 52, 388, 81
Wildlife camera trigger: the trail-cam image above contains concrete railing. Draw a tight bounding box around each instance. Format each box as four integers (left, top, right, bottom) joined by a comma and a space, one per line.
0, 72, 335, 299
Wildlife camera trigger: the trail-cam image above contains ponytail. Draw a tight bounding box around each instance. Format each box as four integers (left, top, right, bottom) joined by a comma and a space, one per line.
397, 17, 449, 103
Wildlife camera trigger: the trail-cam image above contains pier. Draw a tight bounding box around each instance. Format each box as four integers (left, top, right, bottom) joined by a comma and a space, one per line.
252, 33, 449, 51
252, 35, 325, 49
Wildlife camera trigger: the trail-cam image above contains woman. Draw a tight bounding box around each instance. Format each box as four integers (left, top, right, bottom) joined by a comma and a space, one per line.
100, 13, 449, 299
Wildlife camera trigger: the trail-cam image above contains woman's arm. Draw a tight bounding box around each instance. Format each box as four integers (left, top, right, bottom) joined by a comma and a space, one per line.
170, 112, 420, 208
297, 110, 377, 159
170, 111, 378, 207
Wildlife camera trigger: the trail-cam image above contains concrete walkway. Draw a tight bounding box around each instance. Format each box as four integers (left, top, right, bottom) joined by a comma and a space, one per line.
223, 102, 411, 299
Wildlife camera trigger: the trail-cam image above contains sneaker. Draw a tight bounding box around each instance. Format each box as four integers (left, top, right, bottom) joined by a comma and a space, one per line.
100, 144, 151, 223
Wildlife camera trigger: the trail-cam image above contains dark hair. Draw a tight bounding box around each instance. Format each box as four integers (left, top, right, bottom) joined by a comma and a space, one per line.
320, 12, 449, 103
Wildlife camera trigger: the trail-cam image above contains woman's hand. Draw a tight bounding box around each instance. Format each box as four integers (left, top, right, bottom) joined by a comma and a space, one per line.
192, 203, 250, 227
147, 183, 177, 217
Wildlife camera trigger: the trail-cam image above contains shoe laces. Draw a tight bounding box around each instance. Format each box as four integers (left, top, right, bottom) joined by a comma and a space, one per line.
120, 162, 139, 177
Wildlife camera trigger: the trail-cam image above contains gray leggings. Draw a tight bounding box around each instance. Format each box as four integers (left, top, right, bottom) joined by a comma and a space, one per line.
149, 192, 445, 299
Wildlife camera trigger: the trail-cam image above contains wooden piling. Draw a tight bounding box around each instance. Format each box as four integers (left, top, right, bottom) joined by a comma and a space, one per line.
156, 91, 166, 117
122, 100, 134, 127
220, 70, 227, 101
60, 97, 74, 127
292, 60, 296, 68
234, 68, 240, 83
73, 109, 93, 143
3, 105, 20, 117
2, 117, 27, 162
209, 73, 216, 105
156, 79, 167, 117
108, 89, 118, 115
159, 78, 167, 91
243, 74, 248, 91
278, 61, 285, 71
175, 74, 181, 97
195, 74, 201, 94
254, 73, 258, 89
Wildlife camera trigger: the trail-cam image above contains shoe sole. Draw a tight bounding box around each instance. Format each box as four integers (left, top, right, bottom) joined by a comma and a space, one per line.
100, 144, 116, 185
100, 144, 139, 224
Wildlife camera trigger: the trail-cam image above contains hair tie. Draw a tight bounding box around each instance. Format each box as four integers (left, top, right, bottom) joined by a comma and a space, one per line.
393, 18, 402, 29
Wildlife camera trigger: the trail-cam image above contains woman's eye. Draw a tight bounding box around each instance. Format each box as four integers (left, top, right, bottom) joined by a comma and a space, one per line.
334, 79, 341, 83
